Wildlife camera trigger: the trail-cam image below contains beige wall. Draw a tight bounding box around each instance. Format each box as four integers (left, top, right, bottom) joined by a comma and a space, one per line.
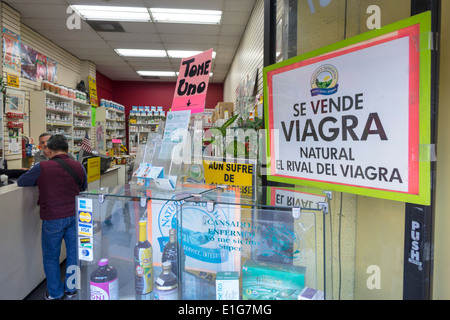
223, 0, 264, 102
432, 0, 450, 300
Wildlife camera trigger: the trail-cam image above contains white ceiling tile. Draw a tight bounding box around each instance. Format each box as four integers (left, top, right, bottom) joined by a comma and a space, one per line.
106, 41, 164, 50
124, 57, 171, 65
52, 40, 110, 50
142, 0, 224, 10
221, 11, 254, 26
68, 47, 118, 57
128, 61, 174, 70
215, 44, 239, 54
88, 55, 126, 63
36, 29, 103, 41
163, 34, 217, 45
5, 0, 66, 4
217, 36, 241, 46
2, 0, 256, 82
99, 32, 161, 42
223, 0, 256, 12
220, 25, 247, 37
155, 24, 220, 36
7, 4, 68, 19
118, 22, 157, 33
65, 0, 148, 6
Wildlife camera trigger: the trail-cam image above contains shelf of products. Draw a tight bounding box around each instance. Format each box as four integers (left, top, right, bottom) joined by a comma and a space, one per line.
96, 99, 126, 153
30, 90, 92, 155
72, 101, 93, 153
128, 106, 165, 155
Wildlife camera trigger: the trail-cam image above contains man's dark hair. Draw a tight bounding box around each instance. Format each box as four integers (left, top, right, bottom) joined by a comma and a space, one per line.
46, 134, 69, 152
39, 132, 52, 139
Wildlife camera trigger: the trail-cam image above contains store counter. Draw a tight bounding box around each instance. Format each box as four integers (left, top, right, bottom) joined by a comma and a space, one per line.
0, 166, 127, 299
87, 165, 126, 190
0, 182, 66, 299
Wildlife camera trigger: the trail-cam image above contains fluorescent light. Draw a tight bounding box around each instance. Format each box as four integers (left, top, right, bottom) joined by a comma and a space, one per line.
115, 49, 167, 58
168, 50, 216, 59
137, 71, 177, 77
150, 8, 222, 24
176, 72, 214, 77
71, 5, 151, 22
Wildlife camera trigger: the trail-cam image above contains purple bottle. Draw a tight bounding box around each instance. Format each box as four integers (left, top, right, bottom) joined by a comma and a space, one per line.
90, 258, 119, 300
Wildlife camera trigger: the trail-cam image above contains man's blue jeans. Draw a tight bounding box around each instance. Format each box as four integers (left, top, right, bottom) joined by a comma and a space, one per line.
41, 215, 77, 299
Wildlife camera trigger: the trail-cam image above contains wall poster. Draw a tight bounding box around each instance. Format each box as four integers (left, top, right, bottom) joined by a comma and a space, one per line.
264, 12, 432, 205
2, 28, 20, 73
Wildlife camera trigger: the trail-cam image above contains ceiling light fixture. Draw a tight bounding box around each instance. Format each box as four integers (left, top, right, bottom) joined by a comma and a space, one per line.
137, 71, 177, 77
167, 50, 216, 59
150, 8, 222, 25
115, 49, 167, 58
71, 5, 151, 22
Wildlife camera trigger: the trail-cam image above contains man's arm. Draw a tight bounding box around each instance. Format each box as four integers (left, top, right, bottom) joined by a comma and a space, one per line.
81, 165, 88, 191
17, 163, 41, 186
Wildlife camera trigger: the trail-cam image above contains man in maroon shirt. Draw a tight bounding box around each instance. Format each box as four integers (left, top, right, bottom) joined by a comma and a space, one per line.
18, 134, 87, 300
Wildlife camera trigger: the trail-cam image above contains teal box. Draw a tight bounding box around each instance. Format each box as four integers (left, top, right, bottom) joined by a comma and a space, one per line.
242, 260, 305, 300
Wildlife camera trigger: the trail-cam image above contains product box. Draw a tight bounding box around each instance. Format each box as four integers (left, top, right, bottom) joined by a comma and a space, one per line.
242, 260, 305, 300
216, 102, 234, 120
298, 287, 324, 300
203, 109, 214, 127
216, 271, 239, 300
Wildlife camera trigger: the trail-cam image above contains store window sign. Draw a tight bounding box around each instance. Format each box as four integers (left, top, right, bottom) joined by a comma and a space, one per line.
87, 156, 100, 183
264, 12, 432, 205
7, 73, 19, 88
203, 160, 254, 192
171, 48, 213, 114
88, 76, 98, 107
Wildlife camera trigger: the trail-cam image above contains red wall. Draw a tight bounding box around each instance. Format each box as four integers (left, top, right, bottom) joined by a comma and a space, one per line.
96, 71, 224, 114
96, 71, 114, 101
95, 71, 224, 150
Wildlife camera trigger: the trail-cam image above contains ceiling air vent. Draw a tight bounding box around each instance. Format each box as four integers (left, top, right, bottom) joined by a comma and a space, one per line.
86, 21, 125, 32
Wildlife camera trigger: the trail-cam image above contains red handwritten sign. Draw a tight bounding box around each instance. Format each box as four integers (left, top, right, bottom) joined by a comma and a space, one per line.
171, 48, 213, 113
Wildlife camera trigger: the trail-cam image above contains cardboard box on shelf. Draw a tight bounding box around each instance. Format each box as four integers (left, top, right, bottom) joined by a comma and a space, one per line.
242, 260, 306, 300
216, 102, 234, 120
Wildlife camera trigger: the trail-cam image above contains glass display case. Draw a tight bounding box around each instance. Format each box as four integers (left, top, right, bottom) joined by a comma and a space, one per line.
75, 183, 329, 300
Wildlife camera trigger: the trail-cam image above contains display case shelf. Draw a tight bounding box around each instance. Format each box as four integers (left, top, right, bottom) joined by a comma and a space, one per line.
76, 183, 328, 300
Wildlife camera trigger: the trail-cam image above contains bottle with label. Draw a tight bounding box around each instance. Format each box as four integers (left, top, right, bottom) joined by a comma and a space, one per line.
154, 261, 178, 300
134, 219, 153, 300
161, 228, 185, 278
90, 258, 119, 300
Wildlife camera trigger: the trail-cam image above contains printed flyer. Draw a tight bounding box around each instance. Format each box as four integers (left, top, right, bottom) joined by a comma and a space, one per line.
3, 28, 21, 73
20, 43, 37, 81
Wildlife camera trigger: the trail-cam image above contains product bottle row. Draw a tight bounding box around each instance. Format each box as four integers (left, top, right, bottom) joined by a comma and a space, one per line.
30, 91, 126, 155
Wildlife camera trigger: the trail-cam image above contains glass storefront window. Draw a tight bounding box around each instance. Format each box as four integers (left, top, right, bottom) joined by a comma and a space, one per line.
273, 0, 420, 300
